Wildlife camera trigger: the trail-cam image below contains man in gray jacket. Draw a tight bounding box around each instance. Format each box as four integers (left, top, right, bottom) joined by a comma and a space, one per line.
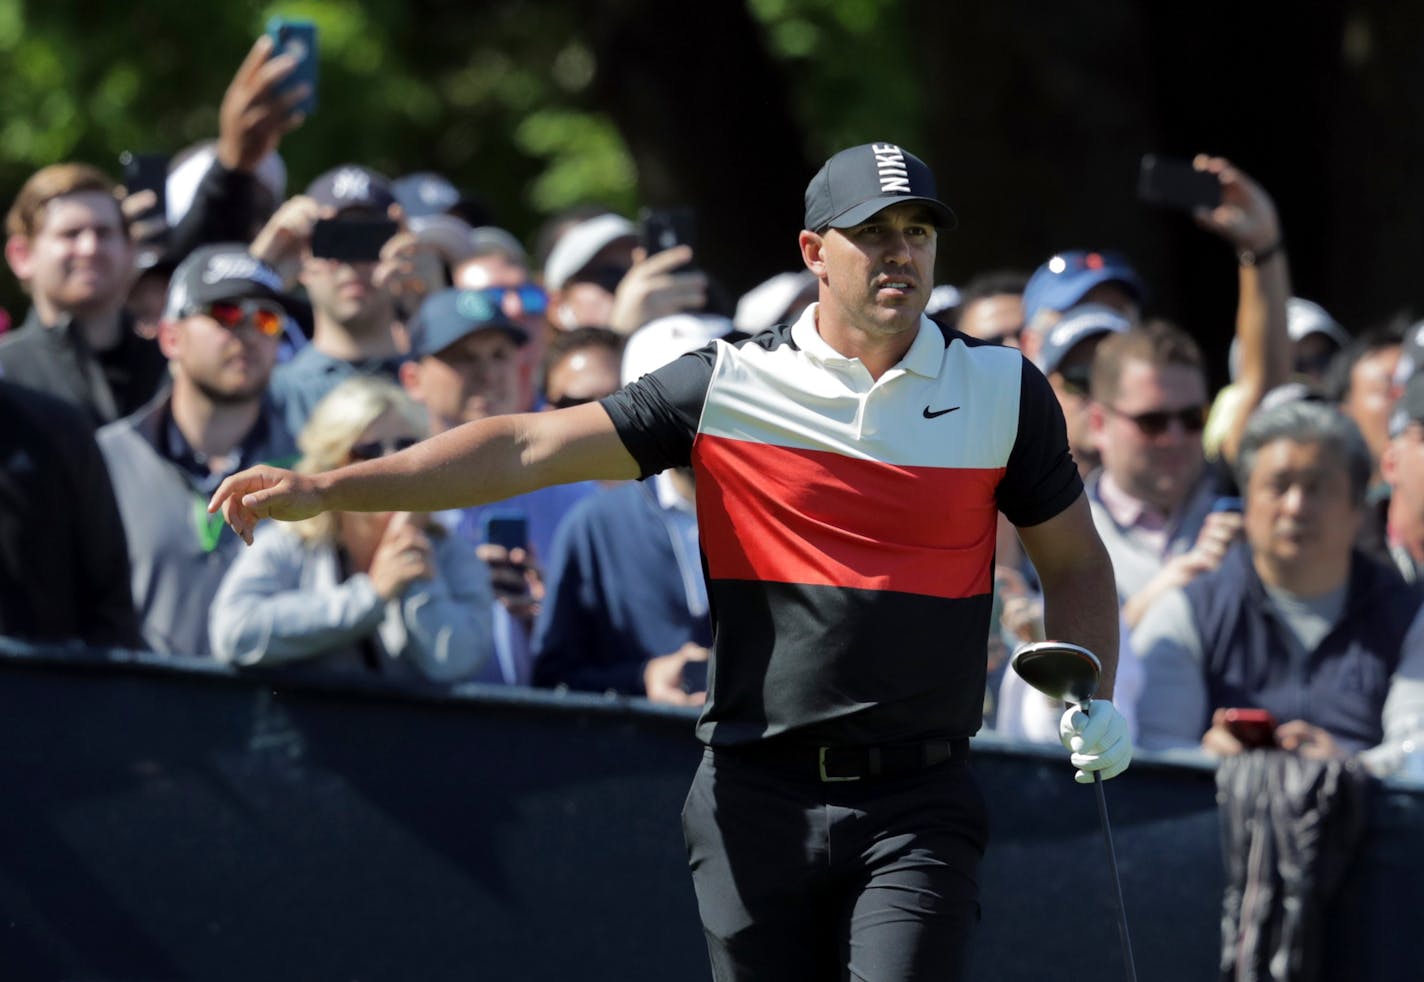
99, 243, 299, 656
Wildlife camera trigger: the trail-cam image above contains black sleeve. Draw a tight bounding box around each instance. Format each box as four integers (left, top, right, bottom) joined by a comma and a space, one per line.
166, 159, 267, 261
598, 343, 719, 479
996, 357, 1084, 528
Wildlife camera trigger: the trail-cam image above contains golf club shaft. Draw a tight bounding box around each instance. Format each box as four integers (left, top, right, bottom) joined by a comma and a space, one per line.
1094, 771, 1138, 982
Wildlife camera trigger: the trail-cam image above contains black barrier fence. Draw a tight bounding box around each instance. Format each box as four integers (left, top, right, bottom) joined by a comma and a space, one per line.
0, 639, 1420, 981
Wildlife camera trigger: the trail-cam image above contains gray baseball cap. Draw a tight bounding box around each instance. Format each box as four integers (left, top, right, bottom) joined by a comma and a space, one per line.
803, 142, 957, 232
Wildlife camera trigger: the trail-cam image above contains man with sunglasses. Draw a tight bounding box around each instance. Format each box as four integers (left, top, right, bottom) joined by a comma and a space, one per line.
98, 243, 299, 657
1087, 322, 1249, 631
449, 225, 554, 413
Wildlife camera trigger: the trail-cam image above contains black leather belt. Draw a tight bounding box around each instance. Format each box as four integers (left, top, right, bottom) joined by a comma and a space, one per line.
720, 738, 969, 782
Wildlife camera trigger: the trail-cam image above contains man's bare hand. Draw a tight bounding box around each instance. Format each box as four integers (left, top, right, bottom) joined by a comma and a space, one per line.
1275, 720, 1347, 760
218, 35, 308, 174
608, 245, 709, 336
1191, 154, 1281, 253
475, 543, 544, 625
249, 194, 321, 275
119, 188, 167, 246
643, 642, 710, 706
1123, 509, 1243, 628
207, 465, 324, 545
369, 511, 435, 599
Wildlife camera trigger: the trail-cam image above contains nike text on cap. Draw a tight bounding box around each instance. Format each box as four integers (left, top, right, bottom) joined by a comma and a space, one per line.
804, 142, 957, 232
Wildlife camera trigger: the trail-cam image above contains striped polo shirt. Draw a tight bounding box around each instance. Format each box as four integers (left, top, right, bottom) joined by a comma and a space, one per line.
602, 305, 1081, 746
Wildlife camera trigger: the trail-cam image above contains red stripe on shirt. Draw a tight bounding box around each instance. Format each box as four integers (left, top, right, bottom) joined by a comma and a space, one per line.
693, 434, 1003, 600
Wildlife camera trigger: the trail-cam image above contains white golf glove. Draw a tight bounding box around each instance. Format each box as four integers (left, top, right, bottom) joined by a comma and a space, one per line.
1059, 700, 1132, 784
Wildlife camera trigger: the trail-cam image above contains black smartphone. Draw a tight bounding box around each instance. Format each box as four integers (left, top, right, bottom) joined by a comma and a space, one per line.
119, 151, 169, 223
680, 658, 709, 695
309, 216, 398, 263
482, 513, 529, 552
266, 16, 318, 116
638, 206, 696, 256
1138, 154, 1222, 212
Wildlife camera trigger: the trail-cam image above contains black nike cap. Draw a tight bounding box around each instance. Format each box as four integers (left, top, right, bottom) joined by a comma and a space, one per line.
803, 142, 957, 233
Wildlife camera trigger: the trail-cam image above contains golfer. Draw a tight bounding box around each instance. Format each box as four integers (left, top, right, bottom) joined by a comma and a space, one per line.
211, 142, 1132, 981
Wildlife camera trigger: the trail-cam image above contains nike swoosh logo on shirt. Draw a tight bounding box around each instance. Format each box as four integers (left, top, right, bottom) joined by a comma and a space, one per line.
922, 405, 961, 419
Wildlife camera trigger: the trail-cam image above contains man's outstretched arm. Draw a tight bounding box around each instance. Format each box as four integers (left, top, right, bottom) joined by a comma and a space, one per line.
209, 402, 640, 544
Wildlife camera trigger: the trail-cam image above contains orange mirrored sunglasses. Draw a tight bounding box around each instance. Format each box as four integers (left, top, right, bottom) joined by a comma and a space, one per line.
201, 300, 286, 338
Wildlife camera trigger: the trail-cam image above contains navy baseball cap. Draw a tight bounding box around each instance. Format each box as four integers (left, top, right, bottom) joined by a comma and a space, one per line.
1022, 250, 1144, 325
804, 142, 957, 232
392, 171, 464, 219
1035, 303, 1131, 375
409, 288, 528, 358
305, 165, 396, 214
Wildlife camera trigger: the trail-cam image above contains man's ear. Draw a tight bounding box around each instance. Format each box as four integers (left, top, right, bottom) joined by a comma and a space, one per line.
156, 318, 184, 360
798, 229, 826, 277
1380, 439, 1399, 485
397, 358, 423, 401
1087, 399, 1107, 439
4, 234, 34, 284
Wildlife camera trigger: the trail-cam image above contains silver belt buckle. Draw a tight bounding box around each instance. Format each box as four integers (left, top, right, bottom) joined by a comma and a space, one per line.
819, 746, 859, 782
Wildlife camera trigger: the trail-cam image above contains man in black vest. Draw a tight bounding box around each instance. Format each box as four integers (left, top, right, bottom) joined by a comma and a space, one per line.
1134, 398, 1420, 757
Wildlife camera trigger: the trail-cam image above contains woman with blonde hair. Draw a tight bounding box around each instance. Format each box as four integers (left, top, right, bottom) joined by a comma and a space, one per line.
210, 376, 492, 681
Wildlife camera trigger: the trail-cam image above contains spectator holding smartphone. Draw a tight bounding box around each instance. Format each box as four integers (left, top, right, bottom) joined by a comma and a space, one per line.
1133, 400, 1420, 757
209, 376, 492, 681
256, 165, 408, 436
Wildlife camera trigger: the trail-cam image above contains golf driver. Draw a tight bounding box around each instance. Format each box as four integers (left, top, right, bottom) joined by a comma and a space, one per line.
1011, 640, 1137, 982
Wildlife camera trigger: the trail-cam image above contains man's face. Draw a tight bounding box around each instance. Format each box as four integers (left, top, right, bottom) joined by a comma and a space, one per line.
957, 294, 1022, 347
1244, 437, 1361, 577
1383, 422, 1424, 521
544, 344, 621, 410
406, 329, 522, 430
299, 252, 388, 333
1341, 345, 1402, 468
9, 192, 133, 317
806, 202, 937, 340
454, 255, 549, 339
1092, 358, 1207, 511
161, 301, 281, 404
1048, 336, 1109, 473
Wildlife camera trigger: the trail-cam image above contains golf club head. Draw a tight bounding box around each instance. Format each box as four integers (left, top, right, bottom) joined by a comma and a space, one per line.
1011, 640, 1102, 706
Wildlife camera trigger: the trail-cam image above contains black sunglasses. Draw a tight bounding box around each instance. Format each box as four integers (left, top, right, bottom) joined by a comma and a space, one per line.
348, 436, 420, 461
1058, 365, 1092, 396
1105, 404, 1205, 437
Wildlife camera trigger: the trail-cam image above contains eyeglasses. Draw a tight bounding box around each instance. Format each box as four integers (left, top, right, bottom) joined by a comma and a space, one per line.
348, 436, 420, 461
1104, 404, 1206, 437
474, 283, 548, 316
194, 300, 286, 338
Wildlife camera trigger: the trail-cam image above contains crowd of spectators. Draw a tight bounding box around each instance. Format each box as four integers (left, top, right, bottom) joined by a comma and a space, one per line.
2, 34, 1423, 783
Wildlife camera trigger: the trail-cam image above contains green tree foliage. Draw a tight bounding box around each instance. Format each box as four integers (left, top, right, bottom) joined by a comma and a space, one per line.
0, 0, 925, 314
